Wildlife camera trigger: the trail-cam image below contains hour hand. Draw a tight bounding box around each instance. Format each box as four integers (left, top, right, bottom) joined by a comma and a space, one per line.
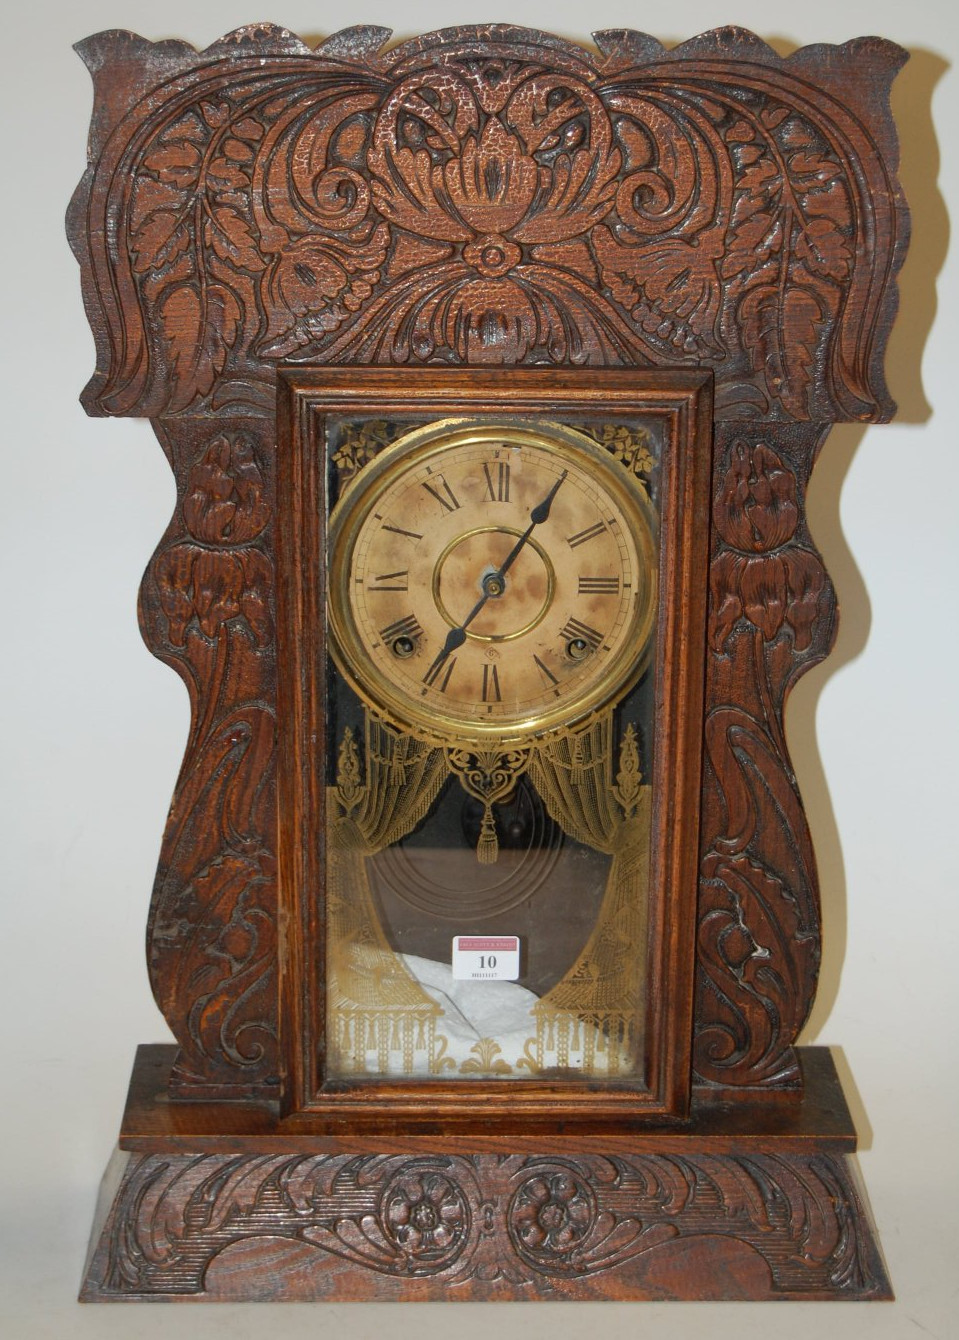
423, 624, 467, 682
425, 470, 567, 679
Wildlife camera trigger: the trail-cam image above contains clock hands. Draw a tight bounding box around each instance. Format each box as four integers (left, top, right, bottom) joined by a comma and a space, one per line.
498, 468, 568, 579
421, 470, 568, 684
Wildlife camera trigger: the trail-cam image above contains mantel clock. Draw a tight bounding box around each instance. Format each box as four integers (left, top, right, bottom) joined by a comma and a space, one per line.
70, 22, 908, 1302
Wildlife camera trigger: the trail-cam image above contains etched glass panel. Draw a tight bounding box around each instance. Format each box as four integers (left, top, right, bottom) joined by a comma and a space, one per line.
322, 415, 662, 1082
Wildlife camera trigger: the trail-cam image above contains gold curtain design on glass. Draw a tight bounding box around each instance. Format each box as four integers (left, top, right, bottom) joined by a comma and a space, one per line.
328, 717, 451, 1076
525, 716, 651, 1076
325, 418, 659, 1081
330, 710, 651, 1079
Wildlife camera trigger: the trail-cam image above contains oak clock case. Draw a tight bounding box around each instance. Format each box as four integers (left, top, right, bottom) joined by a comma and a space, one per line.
277, 369, 711, 1121
71, 21, 907, 1302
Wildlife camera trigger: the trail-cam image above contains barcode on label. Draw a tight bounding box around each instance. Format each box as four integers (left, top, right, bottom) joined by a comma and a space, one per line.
451, 935, 520, 981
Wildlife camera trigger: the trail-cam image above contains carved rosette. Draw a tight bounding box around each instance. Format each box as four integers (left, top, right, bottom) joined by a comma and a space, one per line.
508, 1169, 597, 1270
83, 1149, 890, 1300
381, 1167, 472, 1269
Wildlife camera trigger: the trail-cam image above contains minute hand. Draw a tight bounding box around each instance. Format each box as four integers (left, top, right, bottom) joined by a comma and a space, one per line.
496, 469, 568, 579
421, 470, 569, 683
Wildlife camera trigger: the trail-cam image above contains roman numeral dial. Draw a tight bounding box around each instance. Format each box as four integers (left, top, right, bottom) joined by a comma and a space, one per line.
482, 663, 502, 703
368, 570, 409, 592
421, 475, 461, 513
566, 520, 606, 548
578, 575, 620, 594
328, 419, 657, 745
483, 459, 510, 503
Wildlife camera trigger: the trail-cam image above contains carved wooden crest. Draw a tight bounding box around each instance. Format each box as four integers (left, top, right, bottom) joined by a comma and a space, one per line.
73, 23, 906, 423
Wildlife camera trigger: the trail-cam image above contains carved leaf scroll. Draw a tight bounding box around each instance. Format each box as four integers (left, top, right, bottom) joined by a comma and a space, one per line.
87, 1148, 888, 1299
694, 427, 834, 1090
71, 25, 907, 423
142, 420, 279, 1095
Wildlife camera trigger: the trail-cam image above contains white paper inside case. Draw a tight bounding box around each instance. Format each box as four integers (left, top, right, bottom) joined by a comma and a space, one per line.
399, 954, 608, 1077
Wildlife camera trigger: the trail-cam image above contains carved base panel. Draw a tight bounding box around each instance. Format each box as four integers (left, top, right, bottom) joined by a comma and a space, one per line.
80, 1048, 890, 1303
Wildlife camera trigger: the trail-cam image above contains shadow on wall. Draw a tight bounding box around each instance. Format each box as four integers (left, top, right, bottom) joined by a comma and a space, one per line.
791, 45, 947, 1047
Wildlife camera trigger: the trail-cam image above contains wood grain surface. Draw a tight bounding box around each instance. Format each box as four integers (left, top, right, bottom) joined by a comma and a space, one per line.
70, 22, 906, 1301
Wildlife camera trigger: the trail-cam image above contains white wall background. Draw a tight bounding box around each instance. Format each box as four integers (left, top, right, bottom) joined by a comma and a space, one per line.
1, 0, 955, 1336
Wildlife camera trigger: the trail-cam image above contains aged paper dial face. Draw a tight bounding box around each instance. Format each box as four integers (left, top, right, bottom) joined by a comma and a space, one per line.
328, 420, 657, 743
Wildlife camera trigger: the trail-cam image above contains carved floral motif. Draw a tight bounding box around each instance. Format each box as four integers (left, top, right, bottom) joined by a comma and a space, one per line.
69, 24, 906, 1099
144, 425, 279, 1094
381, 1168, 471, 1268
695, 430, 831, 1089
84, 1147, 889, 1299
710, 440, 825, 650
155, 433, 273, 647
75, 25, 906, 422
509, 1170, 595, 1266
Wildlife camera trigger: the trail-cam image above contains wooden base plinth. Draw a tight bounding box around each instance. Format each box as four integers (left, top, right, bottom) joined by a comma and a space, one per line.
80, 1046, 891, 1302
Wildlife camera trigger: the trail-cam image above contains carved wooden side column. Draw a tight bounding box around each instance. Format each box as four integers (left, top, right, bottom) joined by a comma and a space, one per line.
71, 23, 907, 1301
696, 422, 836, 1094
140, 416, 280, 1097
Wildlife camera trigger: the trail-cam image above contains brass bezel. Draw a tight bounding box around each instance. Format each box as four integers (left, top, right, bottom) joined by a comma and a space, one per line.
327, 417, 659, 747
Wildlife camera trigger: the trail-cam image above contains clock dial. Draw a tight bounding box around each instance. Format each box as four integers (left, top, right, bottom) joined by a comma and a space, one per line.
328, 421, 657, 743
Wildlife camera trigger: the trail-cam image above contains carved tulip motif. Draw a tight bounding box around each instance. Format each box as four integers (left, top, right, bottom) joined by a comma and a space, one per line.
710, 441, 824, 651
143, 428, 279, 1096
155, 434, 273, 648
357, 67, 626, 363
697, 436, 829, 1091
72, 24, 906, 1111
259, 224, 389, 358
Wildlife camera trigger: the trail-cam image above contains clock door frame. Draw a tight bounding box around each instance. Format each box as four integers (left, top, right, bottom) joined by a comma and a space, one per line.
275, 365, 713, 1131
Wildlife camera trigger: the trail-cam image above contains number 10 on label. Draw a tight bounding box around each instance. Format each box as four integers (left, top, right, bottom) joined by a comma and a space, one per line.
452, 935, 520, 981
